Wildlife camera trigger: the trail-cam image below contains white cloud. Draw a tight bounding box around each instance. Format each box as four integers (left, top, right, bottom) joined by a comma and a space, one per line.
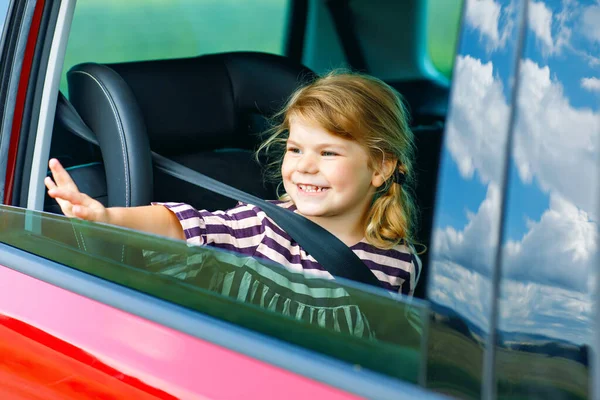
429, 56, 599, 343
428, 259, 493, 331
526, 0, 576, 56
430, 192, 596, 343
445, 55, 511, 183
553, 0, 574, 50
581, 77, 600, 92
528, 1, 555, 51
440, 58, 599, 287
513, 59, 600, 215
430, 258, 595, 345
497, 193, 597, 344
504, 194, 598, 293
433, 184, 501, 277
433, 187, 597, 293
581, 4, 600, 45
465, 0, 514, 51
498, 279, 593, 344
581, 51, 600, 68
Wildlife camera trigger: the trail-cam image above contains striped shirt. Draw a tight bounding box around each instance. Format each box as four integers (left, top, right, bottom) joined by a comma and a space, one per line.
159, 200, 420, 296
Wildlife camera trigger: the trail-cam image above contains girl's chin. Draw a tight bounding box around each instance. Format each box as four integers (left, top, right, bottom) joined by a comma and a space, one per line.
293, 203, 327, 217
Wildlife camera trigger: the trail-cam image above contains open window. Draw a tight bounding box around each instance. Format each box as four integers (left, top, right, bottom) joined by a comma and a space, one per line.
0, 0, 467, 394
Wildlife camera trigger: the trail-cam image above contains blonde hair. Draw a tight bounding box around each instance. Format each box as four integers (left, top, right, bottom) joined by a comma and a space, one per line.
257, 70, 418, 250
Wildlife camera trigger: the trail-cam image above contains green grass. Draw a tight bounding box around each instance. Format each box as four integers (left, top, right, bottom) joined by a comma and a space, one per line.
496, 347, 588, 400
426, 322, 589, 399
426, 323, 483, 399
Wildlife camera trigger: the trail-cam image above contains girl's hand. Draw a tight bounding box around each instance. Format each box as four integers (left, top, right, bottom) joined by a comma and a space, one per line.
45, 158, 109, 223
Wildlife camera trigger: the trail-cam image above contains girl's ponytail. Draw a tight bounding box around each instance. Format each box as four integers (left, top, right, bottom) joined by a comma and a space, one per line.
365, 164, 418, 250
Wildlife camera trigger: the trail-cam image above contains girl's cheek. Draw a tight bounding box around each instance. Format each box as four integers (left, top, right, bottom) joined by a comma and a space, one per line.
326, 163, 348, 183
281, 161, 294, 180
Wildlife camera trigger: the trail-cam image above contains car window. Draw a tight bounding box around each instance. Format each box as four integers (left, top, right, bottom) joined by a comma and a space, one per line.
426, 0, 463, 79
494, 0, 600, 397
60, 0, 291, 93
0, 0, 9, 37
0, 205, 430, 384
424, 0, 526, 397
0, 0, 11, 64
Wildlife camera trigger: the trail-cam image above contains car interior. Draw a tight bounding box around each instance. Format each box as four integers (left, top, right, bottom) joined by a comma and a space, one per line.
41, 0, 456, 300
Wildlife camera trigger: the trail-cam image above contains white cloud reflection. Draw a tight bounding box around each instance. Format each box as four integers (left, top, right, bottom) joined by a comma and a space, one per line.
528, 0, 555, 52
582, 77, 600, 92
513, 59, 599, 216
430, 51, 599, 344
445, 55, 510, 183
465, 0, 515, 51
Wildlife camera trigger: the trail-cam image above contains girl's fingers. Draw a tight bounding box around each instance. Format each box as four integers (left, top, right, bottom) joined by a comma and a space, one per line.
48, 158, 77, 189
44, 176, 57, 191
47, 187, 89, 206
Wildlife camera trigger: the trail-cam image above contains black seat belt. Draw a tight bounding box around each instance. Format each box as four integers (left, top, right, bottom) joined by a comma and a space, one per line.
326, 0, 369, 72
55, 93, 385, 290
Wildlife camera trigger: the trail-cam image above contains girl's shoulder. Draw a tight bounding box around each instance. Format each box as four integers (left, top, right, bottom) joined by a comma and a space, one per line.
351, 240, 415, 261
352, 240, 421, 276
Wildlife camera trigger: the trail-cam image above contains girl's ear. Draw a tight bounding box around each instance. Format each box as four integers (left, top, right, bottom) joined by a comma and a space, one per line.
372, 158, 396, 188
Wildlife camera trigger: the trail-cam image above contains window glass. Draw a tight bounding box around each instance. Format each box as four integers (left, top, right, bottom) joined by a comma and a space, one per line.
0, 205, 430, 384
426, 0, 463, 79
495, 0, 600, 397
61, 0, 291, 93
0, 0, 9, 37
424, 0, 526, 397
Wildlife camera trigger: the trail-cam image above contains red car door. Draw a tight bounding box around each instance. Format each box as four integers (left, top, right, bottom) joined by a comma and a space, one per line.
0, 0, 460, 399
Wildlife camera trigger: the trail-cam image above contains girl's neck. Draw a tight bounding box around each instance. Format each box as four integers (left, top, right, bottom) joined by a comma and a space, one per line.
302, 212, 366, 247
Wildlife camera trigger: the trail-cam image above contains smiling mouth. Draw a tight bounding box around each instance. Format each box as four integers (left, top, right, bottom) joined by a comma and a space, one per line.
297, 184, 330, 193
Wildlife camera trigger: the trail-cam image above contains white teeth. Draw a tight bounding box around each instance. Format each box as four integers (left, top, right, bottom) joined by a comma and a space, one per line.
299, 184, 326, 192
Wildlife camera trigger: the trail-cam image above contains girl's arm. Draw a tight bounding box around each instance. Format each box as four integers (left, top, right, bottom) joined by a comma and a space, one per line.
45, 158, 185, 241
106, 205, 185, 240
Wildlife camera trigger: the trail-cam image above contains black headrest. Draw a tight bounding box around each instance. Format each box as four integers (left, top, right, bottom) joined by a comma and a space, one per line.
69, 52, 315, 156
388, 79, 449, 125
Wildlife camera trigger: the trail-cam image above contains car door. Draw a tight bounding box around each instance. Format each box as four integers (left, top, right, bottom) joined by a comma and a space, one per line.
13, 0, 580, 399
0, 2, 452, 399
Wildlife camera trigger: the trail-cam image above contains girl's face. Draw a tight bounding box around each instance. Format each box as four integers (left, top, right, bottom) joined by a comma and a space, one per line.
281, 118, 388, 225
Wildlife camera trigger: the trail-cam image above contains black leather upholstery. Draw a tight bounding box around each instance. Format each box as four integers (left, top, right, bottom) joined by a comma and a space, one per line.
67, 65, 154, 208
389, 79, 449, 125
67, 52, 315, 210
412, 123, 444, 299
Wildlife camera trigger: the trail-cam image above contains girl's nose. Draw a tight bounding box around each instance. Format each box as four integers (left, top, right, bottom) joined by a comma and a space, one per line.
296, 152, 318, 174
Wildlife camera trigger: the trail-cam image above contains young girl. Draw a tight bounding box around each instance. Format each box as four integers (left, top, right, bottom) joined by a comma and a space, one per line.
46, 71, 421, 296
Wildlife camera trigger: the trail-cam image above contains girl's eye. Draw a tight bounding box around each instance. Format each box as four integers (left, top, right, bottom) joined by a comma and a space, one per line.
321, 151, 338, 157
287, 147, 301, 154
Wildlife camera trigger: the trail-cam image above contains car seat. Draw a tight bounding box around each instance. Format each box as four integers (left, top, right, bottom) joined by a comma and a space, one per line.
63, 51, 315, 210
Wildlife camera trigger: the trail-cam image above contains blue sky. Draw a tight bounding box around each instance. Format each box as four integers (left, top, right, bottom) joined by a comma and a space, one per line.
0, 0, 8, 34
429, 0, 599, 344
438, 0, 598, 243
436, 0, 526, 241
